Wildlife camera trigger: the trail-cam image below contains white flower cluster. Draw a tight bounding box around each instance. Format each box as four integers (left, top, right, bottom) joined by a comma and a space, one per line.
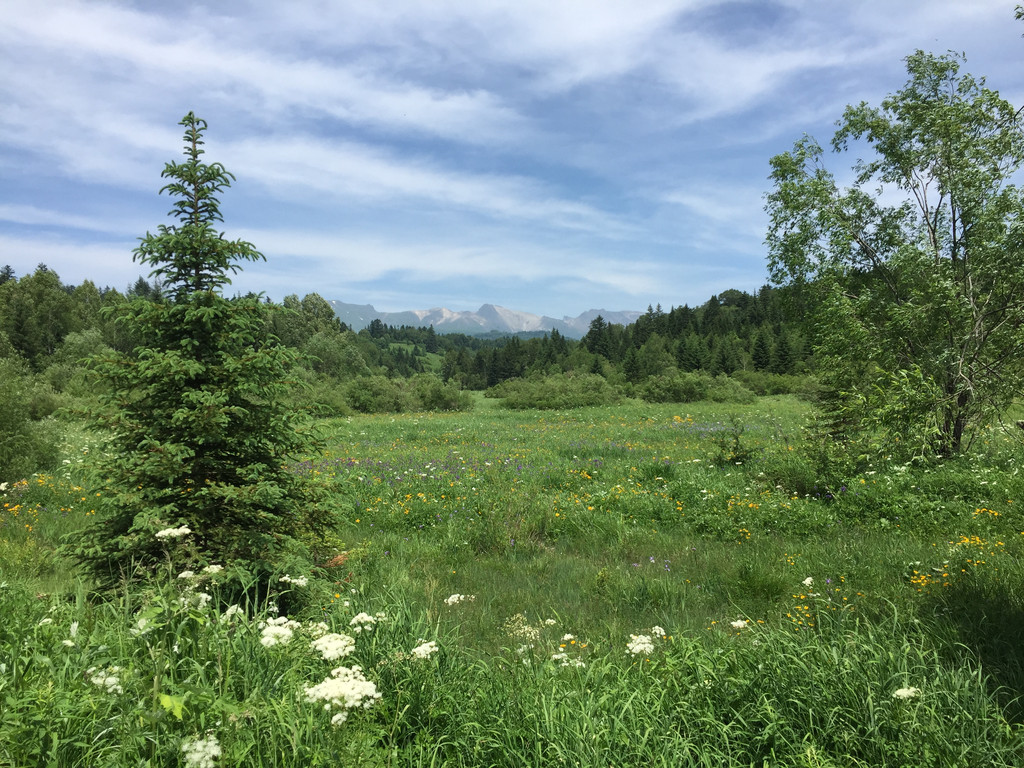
181, 734, 221, 768
219, 604, 244, 624
730, 619, 750, 630
550, 652, 585, 668
410, 640, 438, 659
892, 686, 922, 700
312, 633, 356, 661
279, 574, 309, 587
62, 621, 80, 648
349, 612, 385, 634
155, 525, 192, 540
303, 665, 381, 726
503, 613, 541, 642
626, 634, 655, 657
444, 593, 475, 606
87, 665, 124, 694
651, 626, 666, 638
259, 616, 302, 648
802, 576, 814, 588
203, 564, 223, 575
306, 621, 330, 639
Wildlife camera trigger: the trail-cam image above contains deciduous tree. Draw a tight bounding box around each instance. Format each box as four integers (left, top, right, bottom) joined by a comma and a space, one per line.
766, 51, 1024, 457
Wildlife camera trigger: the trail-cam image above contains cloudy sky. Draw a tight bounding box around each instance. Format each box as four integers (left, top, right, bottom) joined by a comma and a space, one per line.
1, 1, 1021, 317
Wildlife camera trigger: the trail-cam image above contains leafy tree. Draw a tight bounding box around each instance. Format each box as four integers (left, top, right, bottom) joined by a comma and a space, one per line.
0, 266, 79, 368
766, 51, 1024, 457
71, 113, 331, 589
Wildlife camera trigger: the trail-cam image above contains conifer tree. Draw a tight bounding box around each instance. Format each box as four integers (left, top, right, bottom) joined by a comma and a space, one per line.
71, 113, 331, 589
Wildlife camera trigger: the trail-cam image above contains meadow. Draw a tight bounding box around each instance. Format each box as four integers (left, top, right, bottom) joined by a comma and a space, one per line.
1, 395, 1023, 766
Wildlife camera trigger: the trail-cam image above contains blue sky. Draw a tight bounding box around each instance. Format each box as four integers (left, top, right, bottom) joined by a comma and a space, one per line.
1, 0, 1021, 317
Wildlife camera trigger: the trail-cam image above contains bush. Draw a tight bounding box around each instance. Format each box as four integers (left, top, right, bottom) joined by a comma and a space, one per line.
731, 370, 818, 399
0, 358, 62, 482
706, 374, 756, 404
638, 370, 709, 403
346, 375, 414, 413
488, 373, 622, 409
409, 374, 474, 412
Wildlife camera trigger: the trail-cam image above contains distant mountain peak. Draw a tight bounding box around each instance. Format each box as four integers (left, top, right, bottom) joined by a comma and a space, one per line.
327, 300, 641, 338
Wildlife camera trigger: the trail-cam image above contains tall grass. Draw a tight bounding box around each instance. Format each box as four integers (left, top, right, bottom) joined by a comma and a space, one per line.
2, 397, 1022, 766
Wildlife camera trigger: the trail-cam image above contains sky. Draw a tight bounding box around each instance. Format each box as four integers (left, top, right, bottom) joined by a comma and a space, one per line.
1, 1, 1022, 318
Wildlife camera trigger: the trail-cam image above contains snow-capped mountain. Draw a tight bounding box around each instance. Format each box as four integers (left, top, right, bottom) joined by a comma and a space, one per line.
327, 300, 641, 339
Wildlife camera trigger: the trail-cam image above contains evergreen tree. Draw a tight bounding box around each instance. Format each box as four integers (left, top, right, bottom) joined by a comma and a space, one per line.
751, 328, 773, 371
71, 113, 331, 590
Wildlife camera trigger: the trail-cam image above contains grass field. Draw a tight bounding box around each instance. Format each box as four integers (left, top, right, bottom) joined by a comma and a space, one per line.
2, 395, 1023, 766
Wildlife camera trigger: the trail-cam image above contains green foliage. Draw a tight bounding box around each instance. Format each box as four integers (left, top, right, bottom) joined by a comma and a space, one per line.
0, 264, 80, 369
487, 373, 622, 409
68, 114, 332, 590
6, 400, 1024, 765
343, 373, 474, 414
133, 114, 264, 301
638, 369, 709, 402
766, 51, 1024, 458
0, 358, 62, 482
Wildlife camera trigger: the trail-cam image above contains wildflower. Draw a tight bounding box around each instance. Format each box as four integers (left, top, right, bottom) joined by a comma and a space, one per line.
87, 665, 124, 694
349, 612, 379, 633
307, 621, 330, 639
155, 525, 192, 540
802, 577, 814, 587
303, 665, 381, 725
651, 626, 666, 638
181, 734, 221, 768
626, 634, 655, 656
178, 571, 196, 579
543, 618, 557, 626
410, 640, 439, 659
61, 621, 80, 648
220, 605, 243, 623
279, 574, 309, 587
259, 616, 301, 648
202, 564, 223, 575
444, 593, 475, 606
892, 686, 921, 700
130, 616, 153, 636
561, 633, 575, 641
504, 614, 540, 641
730, 619, 750, 630
312, 633, 356, 661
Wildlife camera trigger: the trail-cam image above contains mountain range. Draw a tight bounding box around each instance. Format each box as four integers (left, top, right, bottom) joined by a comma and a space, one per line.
327, 300, 642, 339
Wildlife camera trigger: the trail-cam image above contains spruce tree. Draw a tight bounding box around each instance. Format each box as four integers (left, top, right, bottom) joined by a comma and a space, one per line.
71, 113, 331, 589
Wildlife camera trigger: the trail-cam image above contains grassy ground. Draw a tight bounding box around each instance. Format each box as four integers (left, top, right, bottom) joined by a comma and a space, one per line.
1, 396, 1022, 766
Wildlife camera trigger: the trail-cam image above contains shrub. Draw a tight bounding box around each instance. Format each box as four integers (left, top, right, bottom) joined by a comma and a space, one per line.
638, 370, 709, 403
409, 374, 474, 412
706, 374, 756, 404
0, 358, 61, 482
489, 373, 622, 409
